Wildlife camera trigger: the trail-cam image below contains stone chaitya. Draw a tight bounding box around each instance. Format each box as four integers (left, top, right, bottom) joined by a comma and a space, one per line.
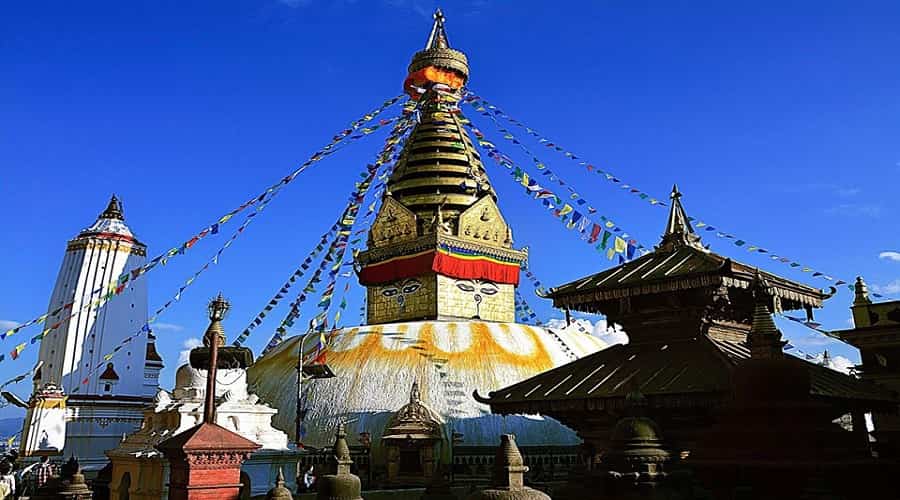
248, 9, 606, 487
466, 434, 550, 500
108, 296, 298, 498
477, 187, 898, 483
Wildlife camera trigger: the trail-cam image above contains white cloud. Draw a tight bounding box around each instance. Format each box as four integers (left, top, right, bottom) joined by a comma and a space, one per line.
879, 251, 900, 262
545, 317, 628, 346
810, 352, 856, 375
872, 280, 900, 295
824, 203, 881, 218
177, 337, 203, 365
152, 322, 184, 332
0, 320, 20, 331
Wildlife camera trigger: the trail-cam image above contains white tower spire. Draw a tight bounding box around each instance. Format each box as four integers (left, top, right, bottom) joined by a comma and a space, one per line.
36, 194, 151, 394
22, 195, 161, 469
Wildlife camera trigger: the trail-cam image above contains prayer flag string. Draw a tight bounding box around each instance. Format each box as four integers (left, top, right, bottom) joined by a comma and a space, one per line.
261, 103, 418, 355
2, 95, 408, 342
464, 96, 647, 256
458, 111, 642, 262
464, 92, 889, 298
69, 189, 279, 392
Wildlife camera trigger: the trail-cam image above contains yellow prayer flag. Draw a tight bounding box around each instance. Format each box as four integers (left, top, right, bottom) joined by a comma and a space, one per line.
614, 237, 627, 254
557, 204, 573, 217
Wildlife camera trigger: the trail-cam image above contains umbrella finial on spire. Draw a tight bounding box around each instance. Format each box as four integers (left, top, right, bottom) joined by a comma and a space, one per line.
425, 7, 449, 49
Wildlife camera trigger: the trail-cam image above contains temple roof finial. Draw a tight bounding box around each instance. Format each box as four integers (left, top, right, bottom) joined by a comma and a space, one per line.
99, 194, 125, 221
426, 8, 449, 49
659, 184, 703, 251
749, 271, 786, 359
410, 380, 421, 403
853, 276, 872, 306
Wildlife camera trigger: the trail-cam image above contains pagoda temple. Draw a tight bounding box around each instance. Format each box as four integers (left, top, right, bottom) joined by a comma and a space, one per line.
247, 10, 606, 486
476, 186, 897, 460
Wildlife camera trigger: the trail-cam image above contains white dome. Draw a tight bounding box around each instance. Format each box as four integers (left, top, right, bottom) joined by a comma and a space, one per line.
248, 320, 607, 450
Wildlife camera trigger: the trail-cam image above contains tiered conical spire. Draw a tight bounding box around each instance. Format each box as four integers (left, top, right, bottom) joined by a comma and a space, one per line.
659, 184, 703, 251
388, 9, 506, 241
99, 194, 125, 221
358, 10, 525, 325
748, 272, 787, 359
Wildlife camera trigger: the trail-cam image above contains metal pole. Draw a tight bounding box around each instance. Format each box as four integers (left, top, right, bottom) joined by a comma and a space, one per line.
295, 331, 310, 447
203, 334, 219, 423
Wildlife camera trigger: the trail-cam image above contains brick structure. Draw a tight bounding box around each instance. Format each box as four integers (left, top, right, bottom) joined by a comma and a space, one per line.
157, 422, 260, 500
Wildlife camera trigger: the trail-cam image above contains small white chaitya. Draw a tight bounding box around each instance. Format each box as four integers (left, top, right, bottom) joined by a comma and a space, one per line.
106, 352, 299, 498
20, 196, 161, 470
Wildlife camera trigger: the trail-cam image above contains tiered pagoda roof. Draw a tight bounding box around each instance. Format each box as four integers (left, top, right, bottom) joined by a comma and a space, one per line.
477, 187, 897, 414
549, 186, 827, 315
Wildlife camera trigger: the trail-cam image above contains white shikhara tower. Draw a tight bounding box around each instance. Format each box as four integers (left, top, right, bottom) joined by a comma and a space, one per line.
22, 196, 162, 469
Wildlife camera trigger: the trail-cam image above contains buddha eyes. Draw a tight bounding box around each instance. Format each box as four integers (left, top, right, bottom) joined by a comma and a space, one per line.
382, 279, 422, 298
456, 280, 499, 295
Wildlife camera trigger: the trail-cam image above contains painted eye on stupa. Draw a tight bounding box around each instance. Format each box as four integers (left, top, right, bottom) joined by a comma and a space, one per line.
381, 287, 399, 297
401, 281, 421, 294
479, 284, 499, 296
456, 281, 476, 293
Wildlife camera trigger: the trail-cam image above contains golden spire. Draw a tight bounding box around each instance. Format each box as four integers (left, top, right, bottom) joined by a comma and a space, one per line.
406, 9, 469, 93
425, 8, 449, 49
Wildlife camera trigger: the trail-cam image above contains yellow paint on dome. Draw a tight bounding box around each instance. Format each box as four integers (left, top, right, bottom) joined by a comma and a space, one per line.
432, 321, 472, 353
380, 323, 411, 351
489, 323, 537, 356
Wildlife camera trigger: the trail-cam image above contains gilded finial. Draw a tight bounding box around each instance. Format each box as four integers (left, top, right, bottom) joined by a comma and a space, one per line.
99, 194, 125, 221
204, 293, 230, 347
853, 276, 871, 305
426, 8, 449, 49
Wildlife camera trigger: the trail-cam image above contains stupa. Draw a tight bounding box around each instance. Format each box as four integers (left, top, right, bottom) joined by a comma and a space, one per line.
107, 296, 298, 498
248, 9, 606, 484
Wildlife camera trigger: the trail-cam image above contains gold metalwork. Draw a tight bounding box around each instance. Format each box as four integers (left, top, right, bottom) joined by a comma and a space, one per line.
369, 196, 418, 249
360, 9, 527, 325
458, 196, 512, 248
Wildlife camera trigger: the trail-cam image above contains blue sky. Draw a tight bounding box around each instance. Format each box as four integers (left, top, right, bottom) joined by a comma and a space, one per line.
2, 1, 899, 417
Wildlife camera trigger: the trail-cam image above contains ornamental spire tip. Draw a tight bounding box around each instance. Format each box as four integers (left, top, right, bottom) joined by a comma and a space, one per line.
425, 7, 449, 49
